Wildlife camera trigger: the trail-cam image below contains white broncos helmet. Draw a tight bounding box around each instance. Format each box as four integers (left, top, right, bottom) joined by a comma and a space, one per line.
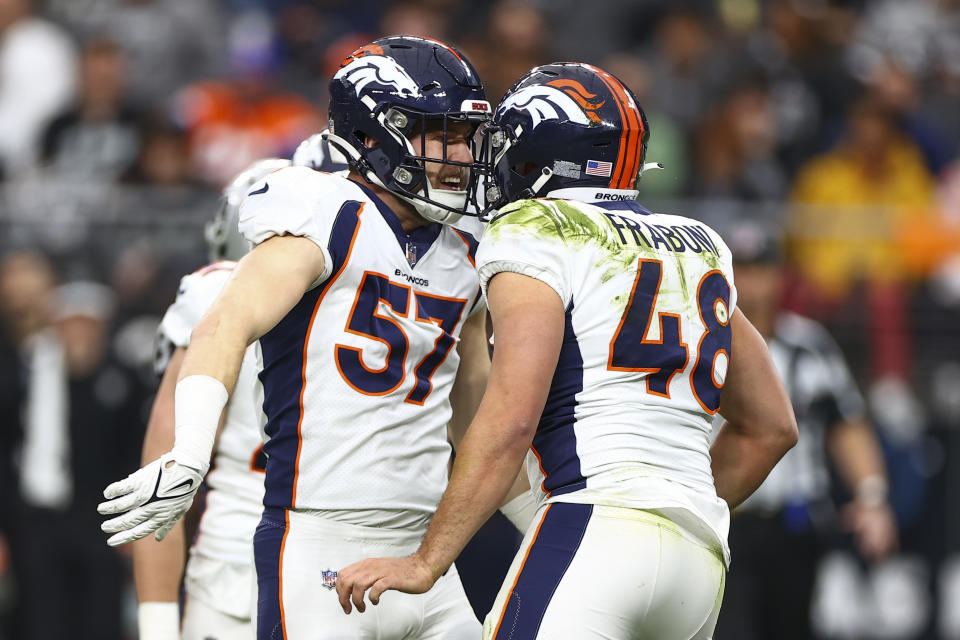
204, 157, 292, 262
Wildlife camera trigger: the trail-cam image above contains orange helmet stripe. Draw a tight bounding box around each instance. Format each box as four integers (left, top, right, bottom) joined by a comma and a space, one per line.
616, 70, 644, 189
339, 43, 384, 68
419, 36, 466, 64
583, 63, 644, 189
582, 64, 630, 188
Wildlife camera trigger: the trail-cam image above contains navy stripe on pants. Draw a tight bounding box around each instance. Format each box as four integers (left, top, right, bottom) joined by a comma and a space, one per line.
254, 507, 289, 640
494, 502, 593, 639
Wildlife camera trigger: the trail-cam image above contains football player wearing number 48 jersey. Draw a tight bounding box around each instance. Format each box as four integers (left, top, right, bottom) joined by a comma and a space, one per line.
336, 63, 799, 639
100, 36, 516, 640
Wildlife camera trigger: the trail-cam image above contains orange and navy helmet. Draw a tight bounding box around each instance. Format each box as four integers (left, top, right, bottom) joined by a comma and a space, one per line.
326, 35, 492, 225
482, 62, 650, 210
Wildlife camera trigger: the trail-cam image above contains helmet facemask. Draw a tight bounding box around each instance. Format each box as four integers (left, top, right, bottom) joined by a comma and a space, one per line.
478, 121, 561, 217
326, 103, 492, 226
378, 106, 491, 225
325, 36, 494, 226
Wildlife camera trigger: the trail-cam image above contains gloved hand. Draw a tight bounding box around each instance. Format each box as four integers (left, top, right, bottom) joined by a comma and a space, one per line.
98, 450, 207, 547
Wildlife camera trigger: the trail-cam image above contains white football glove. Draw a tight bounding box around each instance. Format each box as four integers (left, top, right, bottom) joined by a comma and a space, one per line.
98, 451, 207, 547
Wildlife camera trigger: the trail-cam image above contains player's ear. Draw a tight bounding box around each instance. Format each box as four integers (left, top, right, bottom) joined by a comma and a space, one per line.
364, 135, 379, 149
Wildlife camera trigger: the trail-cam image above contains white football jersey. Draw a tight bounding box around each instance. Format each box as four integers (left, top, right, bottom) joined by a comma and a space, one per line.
476, 197, 736, 564
239, 167, 483, 531
451, 212, 486, 240
157, 262, 266, 572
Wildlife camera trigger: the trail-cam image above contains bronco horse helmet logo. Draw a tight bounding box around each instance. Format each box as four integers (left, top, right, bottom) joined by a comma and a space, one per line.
336, 44, 423, 99
496, 78, 607, 130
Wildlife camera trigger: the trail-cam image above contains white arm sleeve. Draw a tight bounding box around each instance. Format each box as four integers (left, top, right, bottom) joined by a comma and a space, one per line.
476, 201, 572, 308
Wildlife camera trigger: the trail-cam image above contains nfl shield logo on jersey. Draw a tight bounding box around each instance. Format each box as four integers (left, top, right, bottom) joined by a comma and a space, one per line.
405, 241, 418, 267
321, 569, 338, 590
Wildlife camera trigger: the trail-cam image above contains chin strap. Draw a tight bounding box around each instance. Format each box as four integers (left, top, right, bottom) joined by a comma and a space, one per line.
529, 167, 554, 196
513, 166, 554, 202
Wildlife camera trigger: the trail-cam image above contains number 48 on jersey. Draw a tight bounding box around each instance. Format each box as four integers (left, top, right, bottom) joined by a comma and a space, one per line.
608, 258, 732, 414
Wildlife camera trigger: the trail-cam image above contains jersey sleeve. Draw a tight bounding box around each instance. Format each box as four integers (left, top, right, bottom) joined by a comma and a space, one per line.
475, 200, 572, 307
238, 166, 350, 283
155, 266, 234, 375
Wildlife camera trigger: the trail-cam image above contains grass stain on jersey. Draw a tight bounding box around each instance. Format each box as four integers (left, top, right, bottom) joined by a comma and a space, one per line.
487, 198, 720, 316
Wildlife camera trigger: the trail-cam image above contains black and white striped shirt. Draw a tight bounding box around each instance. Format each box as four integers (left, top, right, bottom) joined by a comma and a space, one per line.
740, 312, 866, 512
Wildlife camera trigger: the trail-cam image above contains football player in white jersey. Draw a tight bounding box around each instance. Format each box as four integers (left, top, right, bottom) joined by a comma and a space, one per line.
99, 36, 499, 639
133, 158, 291, 640
335, 63, 800, 639
291, 129, 350, 174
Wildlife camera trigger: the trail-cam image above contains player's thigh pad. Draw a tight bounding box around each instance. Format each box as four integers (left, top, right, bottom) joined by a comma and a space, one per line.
483, 503, 725, 640
182, 591, 255, 640
254, 508, 476, 640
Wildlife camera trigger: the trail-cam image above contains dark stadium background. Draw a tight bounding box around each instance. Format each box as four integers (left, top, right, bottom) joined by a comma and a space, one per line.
0, 0, 958, 638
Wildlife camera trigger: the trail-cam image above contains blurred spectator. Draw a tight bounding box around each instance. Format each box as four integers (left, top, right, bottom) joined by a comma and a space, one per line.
14, 281, 146, 640
172, 9, 322, 186
866, 59, 957, 176
692, 79, 788, 201
641, 8, 737, 137
0, 330, 18, 640
40, 38, 144, 183
895, 156, 960, 283
272, 0, 383, 97
714, 223, 898, 640
541, 0, 659, 64
124, 115, 193, 187
789, 95, 935, 379
463, 0, 550, 103
745, 0, 861, 175
79, 0, 224, 110
602, 52, 689, 198
0, 250, 57, 347
0, 0, 76, 176
380, 0, 453, 42
0, 251, 52, 639
847, 0, 960, 84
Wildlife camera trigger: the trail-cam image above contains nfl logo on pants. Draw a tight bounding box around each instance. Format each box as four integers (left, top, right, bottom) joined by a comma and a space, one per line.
322, 569, 338, 590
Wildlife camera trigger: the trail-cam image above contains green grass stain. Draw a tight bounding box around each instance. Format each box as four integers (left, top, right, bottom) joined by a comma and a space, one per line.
675, 254, 690, 303
486, 199, 564, 242
486, 198, 721, 317
549, 200, 649, 284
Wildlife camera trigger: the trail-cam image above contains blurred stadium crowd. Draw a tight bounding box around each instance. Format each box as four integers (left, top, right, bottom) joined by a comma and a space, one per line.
0, 0, 958, 638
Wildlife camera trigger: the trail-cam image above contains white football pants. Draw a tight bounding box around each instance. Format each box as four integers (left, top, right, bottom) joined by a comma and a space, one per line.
254, 507, 480, 640
182, 593, 255, 640
483, 502, 726, 640
182, 552, 257, 640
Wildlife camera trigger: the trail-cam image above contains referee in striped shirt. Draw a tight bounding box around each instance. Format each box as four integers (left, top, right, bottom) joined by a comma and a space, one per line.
714, 223, 898, 640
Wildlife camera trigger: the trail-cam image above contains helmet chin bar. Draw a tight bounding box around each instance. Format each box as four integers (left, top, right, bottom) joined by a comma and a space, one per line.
407, 189, 467, 225
384, 111, 468, 225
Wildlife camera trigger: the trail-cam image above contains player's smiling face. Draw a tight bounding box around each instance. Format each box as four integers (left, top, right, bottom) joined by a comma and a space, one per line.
409, 120, 474, 192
